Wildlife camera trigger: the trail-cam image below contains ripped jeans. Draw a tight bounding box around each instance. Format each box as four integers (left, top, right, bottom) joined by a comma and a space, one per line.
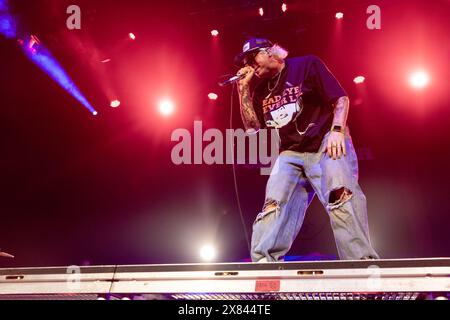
251, 131, 379, 262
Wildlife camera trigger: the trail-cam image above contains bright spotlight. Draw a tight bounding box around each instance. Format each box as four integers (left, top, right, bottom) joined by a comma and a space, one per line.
281, 3, 287, 12
353, 76, 365, 84
208, 93, 218, 100
409, 70, 429, 89
129, 33, 136, 40
110, 100, 121, 108
335, 12, 344, 19
200, 244, 216, 262
259, 7, 264, 16
92, 111, 98, 116
211, 30, 219, 37
19, 37, 95, 115
158, 99, 175, 116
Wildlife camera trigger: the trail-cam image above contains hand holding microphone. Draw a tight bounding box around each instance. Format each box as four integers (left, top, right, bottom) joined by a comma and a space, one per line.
218, 66, 255, 87
237, 66, 255, 86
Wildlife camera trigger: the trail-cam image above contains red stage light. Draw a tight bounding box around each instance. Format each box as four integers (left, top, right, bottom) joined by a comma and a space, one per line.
110, 100, 121, 108
129, 33, 136, 40
353, 76, 365, 84
409, 71, 429, 89
208, 93, 218, 100
159, 99, 175, 116
259, 7, 264, 16
335, 12, 344, 19
211, 30, 219, 37
281, 3, 287, 13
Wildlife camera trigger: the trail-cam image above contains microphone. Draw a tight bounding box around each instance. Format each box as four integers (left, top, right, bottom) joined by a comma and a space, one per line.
218, 73, 245, 87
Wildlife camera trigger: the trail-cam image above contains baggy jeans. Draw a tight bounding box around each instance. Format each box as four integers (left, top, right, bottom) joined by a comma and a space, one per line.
251, 131, 379, 262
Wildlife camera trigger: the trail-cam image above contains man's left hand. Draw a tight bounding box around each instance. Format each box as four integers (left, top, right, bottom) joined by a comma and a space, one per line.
326, 131, 346, 160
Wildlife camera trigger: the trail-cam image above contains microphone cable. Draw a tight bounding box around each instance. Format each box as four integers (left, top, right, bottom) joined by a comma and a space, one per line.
229, 82, 251, 256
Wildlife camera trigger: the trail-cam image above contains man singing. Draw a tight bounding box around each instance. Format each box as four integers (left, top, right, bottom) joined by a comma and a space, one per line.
235, 38, 379, 262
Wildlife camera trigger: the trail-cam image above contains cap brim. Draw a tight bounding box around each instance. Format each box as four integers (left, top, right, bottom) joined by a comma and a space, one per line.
234, 47, 261, 67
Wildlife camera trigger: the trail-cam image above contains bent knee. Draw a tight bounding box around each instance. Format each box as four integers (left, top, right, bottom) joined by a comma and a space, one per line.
255, 199, 280, 223
327, 187, 353, 211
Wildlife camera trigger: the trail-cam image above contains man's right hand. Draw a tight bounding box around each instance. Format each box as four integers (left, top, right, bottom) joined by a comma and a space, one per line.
236, 65, 260, 134
237, 66, 255, 87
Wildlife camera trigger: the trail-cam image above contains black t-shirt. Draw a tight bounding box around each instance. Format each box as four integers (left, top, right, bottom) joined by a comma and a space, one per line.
253, 55, 347, 153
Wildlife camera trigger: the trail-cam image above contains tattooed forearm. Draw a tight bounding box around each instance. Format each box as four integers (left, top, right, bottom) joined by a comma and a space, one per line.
332, 96, 350, 128
238, 84, 261, 133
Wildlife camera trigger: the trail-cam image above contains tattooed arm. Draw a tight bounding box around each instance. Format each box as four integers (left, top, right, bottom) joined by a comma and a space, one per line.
238, 83, 261, 134
237, 66, 261, 134
331, 96, 349, 129
327, 96, 350, 160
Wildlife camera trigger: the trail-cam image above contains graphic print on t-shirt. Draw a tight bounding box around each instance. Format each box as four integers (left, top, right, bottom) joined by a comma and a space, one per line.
262, 85, 303, 129
253, 56, 347, 152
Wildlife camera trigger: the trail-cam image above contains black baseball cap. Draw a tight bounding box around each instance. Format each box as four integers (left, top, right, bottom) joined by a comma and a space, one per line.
234, 37, 273, 67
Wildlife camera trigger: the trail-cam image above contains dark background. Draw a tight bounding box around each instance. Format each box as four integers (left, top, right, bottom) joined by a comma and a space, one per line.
1, 0, 449, 267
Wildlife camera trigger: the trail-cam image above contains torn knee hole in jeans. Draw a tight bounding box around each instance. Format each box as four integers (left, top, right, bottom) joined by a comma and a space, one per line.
255, 199, 280, 223
327, 187, 353, 210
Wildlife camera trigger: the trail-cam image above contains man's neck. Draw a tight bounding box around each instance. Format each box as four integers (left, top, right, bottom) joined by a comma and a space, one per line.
269, 62, 286, 79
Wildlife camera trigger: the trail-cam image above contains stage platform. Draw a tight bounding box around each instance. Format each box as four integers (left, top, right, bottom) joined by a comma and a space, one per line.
0, 258, 449, 300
